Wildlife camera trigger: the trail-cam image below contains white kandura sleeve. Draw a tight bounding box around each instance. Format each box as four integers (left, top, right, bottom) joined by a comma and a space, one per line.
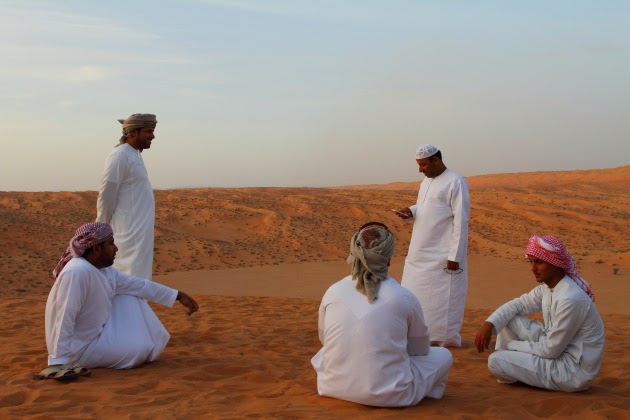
109, 268, 177, 307
47, 272, 89, 365
96, 150, 127, 223
486, 286, 543, 334
406, 294, 430, 356
506, 298, 589, 358
409, 204, 417, 219
317, 291, 331, 345
448, 179, 470, 263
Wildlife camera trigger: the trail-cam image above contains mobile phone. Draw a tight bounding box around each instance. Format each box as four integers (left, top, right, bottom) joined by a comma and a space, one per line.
390, 209, 407, 217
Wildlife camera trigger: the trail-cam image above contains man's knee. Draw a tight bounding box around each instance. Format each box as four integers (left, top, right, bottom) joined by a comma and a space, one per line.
488, 351, 507, 375
488, 351, 520, 384
432, 347, 453, 369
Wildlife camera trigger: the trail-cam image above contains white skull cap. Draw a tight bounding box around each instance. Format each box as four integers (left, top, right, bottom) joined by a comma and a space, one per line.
415, 144, 439, 159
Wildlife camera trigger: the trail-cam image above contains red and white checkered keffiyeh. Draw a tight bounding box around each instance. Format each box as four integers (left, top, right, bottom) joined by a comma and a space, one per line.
52, 222, 114, 280
525, 235, 595, 301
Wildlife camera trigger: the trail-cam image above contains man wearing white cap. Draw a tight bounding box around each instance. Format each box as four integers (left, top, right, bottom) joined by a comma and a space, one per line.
96, 113, 158, 280
394, 145, 470, 347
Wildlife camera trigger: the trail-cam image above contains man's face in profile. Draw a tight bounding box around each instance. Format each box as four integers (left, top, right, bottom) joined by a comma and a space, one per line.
416, 156, 439, 178
128, 127, 155, 151
95, 237, 118, 268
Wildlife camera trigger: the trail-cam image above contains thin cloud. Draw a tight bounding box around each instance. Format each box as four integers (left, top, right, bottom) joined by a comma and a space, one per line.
0, 91, 36, 100
582, 41, 629, 54
62, 65, 119, 82
0, 3, 194, 86
0, 5, 160, 45
173, 87, 221, 99
196, 0, 336, 17
193, 0, 388, 23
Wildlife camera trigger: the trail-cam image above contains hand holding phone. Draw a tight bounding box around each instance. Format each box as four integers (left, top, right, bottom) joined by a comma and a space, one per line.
391, 208, 411, 218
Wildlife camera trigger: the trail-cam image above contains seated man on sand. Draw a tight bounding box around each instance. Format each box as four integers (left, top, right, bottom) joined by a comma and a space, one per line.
311, 222, 453, 407
39, 222, 198, 380
475, 235, 605, 392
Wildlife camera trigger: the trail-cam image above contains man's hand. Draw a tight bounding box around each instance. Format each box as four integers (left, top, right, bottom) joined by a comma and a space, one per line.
176, 291, 199, 316
475, 321, 495, 353
446, 260, 460, 271
393, 207, 413, 219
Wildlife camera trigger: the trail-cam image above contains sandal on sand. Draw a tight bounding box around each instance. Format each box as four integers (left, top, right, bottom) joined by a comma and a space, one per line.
66, 365, 91, 377
33, 365, 80, 382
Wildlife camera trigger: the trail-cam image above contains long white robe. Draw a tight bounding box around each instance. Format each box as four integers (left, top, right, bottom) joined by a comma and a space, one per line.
45, 258, 177, 369
486, 277, 605, 391
311, 276, 453, 407
401, 168, 470, 346
96, 143, 155, 280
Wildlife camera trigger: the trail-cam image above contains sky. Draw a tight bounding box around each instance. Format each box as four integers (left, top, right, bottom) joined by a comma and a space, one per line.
1, 0, 628, 191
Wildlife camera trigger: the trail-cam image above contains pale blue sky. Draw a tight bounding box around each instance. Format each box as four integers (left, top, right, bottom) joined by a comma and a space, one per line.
1, 0, 628, 191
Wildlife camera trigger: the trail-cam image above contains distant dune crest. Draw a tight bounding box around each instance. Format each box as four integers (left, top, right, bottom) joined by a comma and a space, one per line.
334, 165, 630, 191
0, 165, 628, 297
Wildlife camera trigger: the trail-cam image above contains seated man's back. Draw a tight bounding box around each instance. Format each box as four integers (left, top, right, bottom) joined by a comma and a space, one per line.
312, 222, 452, 407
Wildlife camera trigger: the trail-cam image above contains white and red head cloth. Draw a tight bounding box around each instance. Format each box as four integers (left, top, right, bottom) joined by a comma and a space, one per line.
52, 222, 114, 280
526, 235, 595, 301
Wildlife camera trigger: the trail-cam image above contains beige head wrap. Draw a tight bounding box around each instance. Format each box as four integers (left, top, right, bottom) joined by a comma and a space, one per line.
118, 113, 157, 144
346, 222, 395, 303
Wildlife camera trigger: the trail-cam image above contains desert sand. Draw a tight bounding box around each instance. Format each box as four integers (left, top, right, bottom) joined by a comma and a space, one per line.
0, 166, 629, 418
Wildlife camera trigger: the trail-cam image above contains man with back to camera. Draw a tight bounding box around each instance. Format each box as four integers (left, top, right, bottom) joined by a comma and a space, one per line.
311, 222, 453, 407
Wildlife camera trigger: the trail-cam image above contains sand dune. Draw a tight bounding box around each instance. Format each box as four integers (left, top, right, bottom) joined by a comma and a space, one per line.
337, 165, 630, 191
0, 166, 629, 418
1, 166, 628, 297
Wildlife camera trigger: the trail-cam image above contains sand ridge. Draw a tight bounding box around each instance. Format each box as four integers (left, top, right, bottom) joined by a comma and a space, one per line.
1, 166, 628, 297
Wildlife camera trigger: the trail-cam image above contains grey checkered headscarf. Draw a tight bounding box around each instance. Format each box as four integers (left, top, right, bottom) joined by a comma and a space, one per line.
346, 223, 395, 303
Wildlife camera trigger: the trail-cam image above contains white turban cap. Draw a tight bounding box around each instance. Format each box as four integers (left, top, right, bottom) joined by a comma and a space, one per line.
415, 144, 439, 159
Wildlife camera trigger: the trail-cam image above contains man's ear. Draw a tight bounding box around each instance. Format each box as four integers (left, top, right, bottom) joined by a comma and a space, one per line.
91, 243, 104, 255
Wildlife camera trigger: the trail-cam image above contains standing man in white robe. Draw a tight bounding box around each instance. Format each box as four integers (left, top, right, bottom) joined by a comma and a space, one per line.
395, 144, 470, 347
475, 235, 604, 392
312, 222, 453, 407
97, 113, 157, 280
44, 222, 198, 374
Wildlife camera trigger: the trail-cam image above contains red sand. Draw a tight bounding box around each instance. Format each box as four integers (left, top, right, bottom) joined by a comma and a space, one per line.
1, 166, 628, 418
